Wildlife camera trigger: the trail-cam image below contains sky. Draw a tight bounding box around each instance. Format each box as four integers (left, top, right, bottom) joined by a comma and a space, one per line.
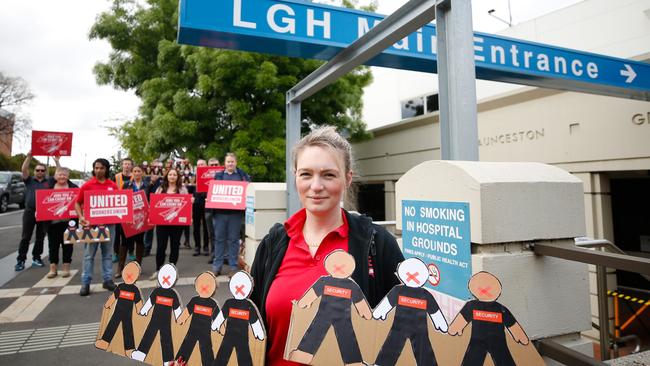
0, 0, 582, 173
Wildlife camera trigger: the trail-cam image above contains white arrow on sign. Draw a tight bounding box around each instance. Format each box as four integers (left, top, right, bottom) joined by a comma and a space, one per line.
620, 64, 637, 83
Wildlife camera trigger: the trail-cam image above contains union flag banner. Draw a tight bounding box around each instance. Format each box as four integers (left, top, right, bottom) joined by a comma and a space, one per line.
35, 188, 79, 221
84, 190, 133, 225
148, 194, 192, 226
205, 181, 248, 210
31, 131, 73, 156
121, 190, 154, 237
196, 166, 225, 193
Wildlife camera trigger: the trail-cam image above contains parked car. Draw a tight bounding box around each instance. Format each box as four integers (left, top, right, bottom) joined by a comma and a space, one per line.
70, 179, 85, 187
0, 171, 26, 212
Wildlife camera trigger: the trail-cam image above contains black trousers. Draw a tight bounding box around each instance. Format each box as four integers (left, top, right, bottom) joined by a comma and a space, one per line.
461, 339, 516, 366
114, 225, 126, 255
213, 331, 252, 366
137, 316, 174, 361
101, 309, 135, 350
176, 327, 213, 366
192, 203, 209, 252
298, 312, 362, 364
47, 221, 73, 264
155, 225, 183, 270
375, 323, 436, 366
17, 208, 47, 261
118, 233, 144, 274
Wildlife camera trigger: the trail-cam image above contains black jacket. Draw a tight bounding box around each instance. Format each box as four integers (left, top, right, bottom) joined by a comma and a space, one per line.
249, 210, 404, 322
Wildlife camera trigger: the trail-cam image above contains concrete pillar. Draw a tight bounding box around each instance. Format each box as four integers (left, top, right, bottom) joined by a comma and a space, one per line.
395, 160, 593, 359
384, 180, 396, 222
244, 183, 287, 266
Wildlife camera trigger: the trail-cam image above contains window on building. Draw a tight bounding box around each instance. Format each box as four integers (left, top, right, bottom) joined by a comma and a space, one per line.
400, 93, 439, 119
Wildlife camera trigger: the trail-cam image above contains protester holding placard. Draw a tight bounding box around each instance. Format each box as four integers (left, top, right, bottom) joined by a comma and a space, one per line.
143, 160, 163, 257
116, 164, 149, 278
249, 126, 403, 365
205, 158, 220, 263
15, 151, 60, 272
192, 159, 211, 257
113, 158, 134, 264
75, 158, 118, 296
45, 167, 78, 279
151, 168, 189, 280
211, 153, 250, 276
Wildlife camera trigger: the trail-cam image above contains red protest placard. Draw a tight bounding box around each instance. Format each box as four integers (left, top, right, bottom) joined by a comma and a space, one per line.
148, 194, 193, 226
84, 190, 133, 225
31, 130, 73, 156
121, 191, 155, 237
196, 166, 225, 193
35, 188, 79, 222
205, 180, 248, 210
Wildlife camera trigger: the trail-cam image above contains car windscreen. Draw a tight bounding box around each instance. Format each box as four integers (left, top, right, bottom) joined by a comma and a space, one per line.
0, 173, 10, 184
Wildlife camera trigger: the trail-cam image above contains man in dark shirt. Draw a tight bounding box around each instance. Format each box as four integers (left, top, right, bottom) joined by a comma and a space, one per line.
212, 271, 265, 366
211, 153, 250, 275
289, 250, 371, 365
175, 271, 219, 366
15, 151, 59, 271
95, 262, 143, 354
131, 264, 183, 364
448, 271, 530, 366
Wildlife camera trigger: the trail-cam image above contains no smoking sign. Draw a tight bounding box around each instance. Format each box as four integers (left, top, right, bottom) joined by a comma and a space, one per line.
428, 263, 440, 286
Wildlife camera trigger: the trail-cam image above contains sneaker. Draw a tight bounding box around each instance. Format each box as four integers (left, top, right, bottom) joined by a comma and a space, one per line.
207, 258, 213, 264
103, 280, 116, 291
15, 260, 25, 271
112, 254, 118, 263
128, 254, 136, 262
192, 251, 201, 257
182, 241, 191, 249
32, 258, 45, 268
79, 284, 90, 296
149, 271, 158, 281
203, 252, 210, 256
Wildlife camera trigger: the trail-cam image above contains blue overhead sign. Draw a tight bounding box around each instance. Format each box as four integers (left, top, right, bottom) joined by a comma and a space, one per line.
178, 0, 650, 100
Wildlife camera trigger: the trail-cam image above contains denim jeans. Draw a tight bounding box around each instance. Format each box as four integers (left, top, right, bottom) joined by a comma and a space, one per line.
81, 224, 115, 285
212, 212, 242, 272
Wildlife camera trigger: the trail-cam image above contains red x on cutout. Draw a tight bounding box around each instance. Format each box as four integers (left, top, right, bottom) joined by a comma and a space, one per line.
235, 285, 245, 296
200, 285, 211, 295
332, 264, 346, 275
162, 275, 171, 286
406, 272, 420, 284
478, 286, 492, 297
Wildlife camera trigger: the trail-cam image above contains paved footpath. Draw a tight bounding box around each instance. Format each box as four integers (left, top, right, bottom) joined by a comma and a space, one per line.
0, 236, 233, 365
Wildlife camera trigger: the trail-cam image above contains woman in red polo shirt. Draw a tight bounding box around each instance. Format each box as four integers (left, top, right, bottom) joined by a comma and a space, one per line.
250, 126, 404, 365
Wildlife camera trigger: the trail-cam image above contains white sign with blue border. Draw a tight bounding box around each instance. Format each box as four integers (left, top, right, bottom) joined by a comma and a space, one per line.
178, 0, 650, 100
401, 200, 471, 301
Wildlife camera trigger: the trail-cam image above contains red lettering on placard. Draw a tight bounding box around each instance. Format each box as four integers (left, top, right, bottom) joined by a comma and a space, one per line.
229, 308, 250, 320
194, 305, 213, 317
472, 310, 503, 323
323, 286, 352, 299
398, 295, 427, 310
156, 296, 174, 307
119, 291, 135, 301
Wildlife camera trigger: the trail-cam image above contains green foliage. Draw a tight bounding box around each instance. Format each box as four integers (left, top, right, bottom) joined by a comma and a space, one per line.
90, 0, 373, 181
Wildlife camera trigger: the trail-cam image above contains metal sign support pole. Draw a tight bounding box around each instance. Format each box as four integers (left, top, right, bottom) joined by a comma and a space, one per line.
436, 0, 479, 161
286, 92, 302, 217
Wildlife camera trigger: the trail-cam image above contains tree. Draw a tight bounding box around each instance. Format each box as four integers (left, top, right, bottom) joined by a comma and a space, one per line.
90, 0, 374, 181
0, 72, 34, 142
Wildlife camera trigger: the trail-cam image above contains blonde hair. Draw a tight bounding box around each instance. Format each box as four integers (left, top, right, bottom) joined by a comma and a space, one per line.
292, 126, 354, 175
55, 167, 70, 175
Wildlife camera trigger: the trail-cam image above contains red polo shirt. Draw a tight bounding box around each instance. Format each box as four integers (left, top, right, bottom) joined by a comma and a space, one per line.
265, 208, 349, 366
76, 177, 117, 204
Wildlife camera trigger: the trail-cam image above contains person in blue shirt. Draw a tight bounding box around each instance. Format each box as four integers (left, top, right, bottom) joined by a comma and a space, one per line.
211, 153, 250, 276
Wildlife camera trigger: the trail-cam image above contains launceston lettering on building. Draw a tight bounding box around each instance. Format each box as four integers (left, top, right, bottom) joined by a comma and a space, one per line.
478, 129, 545, 147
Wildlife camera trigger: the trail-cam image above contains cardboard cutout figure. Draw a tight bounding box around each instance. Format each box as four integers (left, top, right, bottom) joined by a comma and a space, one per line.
373, 257, 448, 366
95, 262, 144, 355
211, 271, 265, 366
131, 264, 183, 364
448, 271, 530, 366
63, 221, 110, 244
288, 250, 372, 366
175, 271, 220, 366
